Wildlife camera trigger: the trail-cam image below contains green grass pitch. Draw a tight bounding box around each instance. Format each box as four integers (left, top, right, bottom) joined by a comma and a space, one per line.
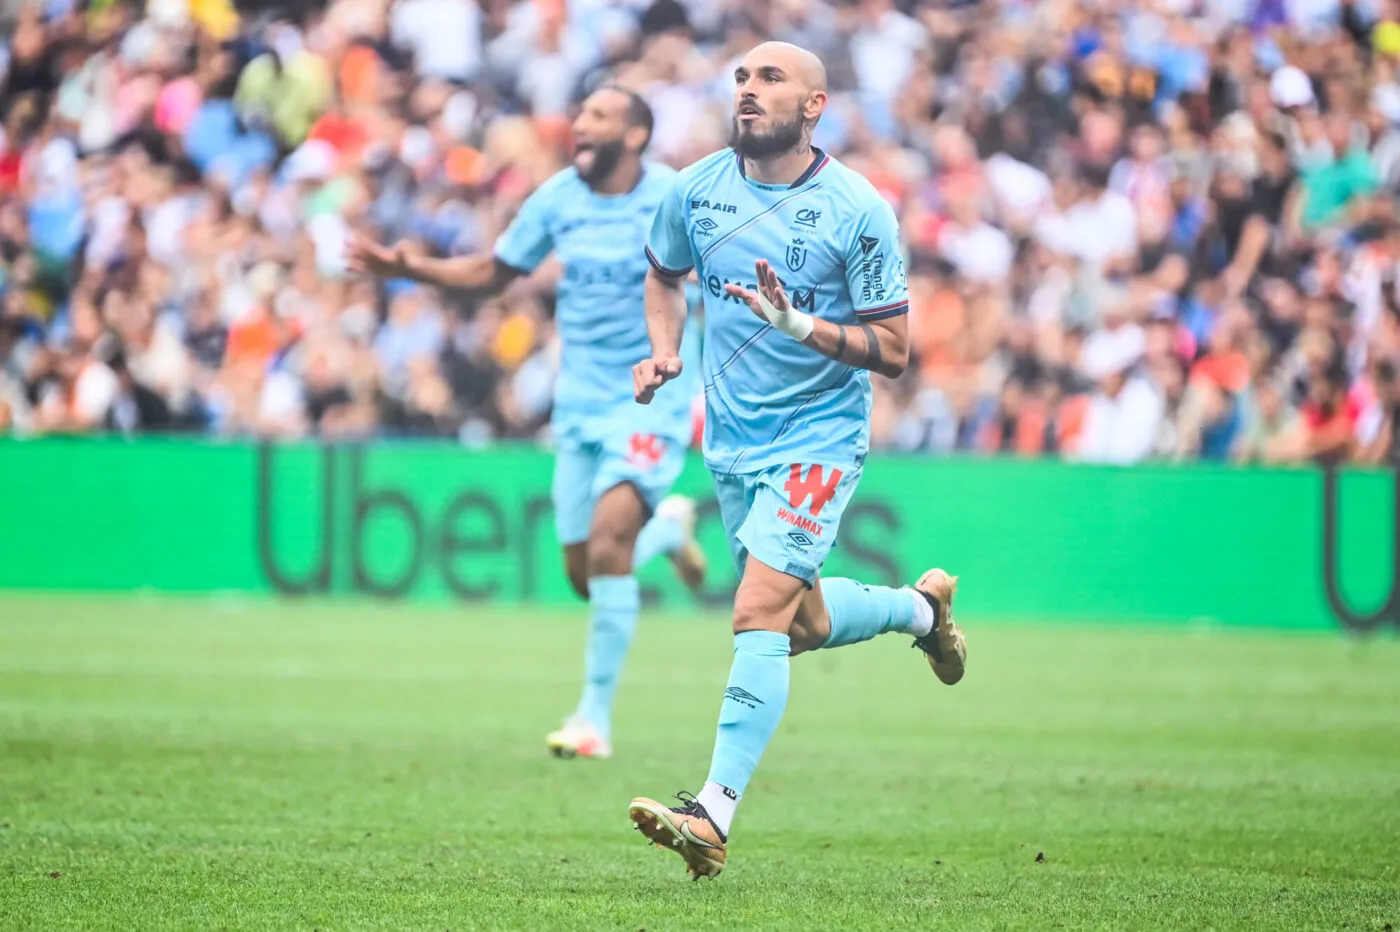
2, 594, 1398, 930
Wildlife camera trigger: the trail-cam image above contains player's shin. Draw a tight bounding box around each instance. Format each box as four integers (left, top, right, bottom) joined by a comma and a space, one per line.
698, 629, 791, 836
575, 575, 641, 738
817, 577, 933, 649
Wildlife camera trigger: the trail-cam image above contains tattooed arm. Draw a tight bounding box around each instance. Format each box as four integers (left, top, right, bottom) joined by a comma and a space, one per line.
802, 313, 908, 379
724, 259, 909, 378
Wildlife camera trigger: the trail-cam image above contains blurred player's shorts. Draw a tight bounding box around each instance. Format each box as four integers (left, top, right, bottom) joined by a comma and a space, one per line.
552, 428, 687, 546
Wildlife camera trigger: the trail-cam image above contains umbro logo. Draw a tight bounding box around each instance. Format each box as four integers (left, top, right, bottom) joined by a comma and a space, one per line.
787, 530, 815, 548
859, 235, 879, 255
724, 687, 765, 708
694, 217, 718, 237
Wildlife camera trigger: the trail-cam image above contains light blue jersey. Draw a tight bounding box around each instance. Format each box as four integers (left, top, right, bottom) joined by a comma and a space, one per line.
645, 148, 909, 476
494, 163, 698, 545
495, 163, 696, 447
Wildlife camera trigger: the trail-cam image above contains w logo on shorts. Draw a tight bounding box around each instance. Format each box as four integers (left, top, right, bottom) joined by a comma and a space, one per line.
784, 464, 843, 517
628, 433, 664, 467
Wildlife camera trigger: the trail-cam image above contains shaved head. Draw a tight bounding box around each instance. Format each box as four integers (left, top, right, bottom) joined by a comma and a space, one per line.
731, 42, 828, 161
746, 41, 828, 94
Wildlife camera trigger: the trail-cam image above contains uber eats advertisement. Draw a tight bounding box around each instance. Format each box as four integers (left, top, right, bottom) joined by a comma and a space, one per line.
1, 438, 1395, 631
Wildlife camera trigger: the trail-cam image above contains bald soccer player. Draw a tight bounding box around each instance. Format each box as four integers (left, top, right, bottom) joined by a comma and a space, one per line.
626, 43, 969, 879
349, 86, 707, 761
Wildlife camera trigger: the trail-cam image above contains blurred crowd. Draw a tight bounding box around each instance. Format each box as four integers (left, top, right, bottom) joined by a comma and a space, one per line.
2, 0, 1400, 466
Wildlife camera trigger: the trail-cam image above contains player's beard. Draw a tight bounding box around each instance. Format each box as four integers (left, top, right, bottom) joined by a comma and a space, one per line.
574, 138, 626, 186
730, 111, 806, 159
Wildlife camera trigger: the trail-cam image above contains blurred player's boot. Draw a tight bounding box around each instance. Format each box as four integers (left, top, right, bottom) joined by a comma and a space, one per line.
546, 716, 612, 759
910, 568, 967, 685
629, 792, 727, 879
655, 495, 707, 594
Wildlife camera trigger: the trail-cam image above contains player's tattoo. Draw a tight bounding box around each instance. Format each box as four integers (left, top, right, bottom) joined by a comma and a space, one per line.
858, 323, 883, 373
820, 323, 895, 376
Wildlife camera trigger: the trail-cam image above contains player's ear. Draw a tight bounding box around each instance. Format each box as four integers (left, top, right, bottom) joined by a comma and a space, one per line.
624, 124, 649, 154
803, 90, 827, 122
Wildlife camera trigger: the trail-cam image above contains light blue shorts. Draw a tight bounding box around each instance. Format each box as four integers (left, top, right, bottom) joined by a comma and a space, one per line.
712, 460, 862, 586
552, 426, 687, 546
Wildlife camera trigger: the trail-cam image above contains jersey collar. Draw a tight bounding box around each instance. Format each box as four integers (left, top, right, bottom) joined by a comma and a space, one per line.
734, 147, 830, 190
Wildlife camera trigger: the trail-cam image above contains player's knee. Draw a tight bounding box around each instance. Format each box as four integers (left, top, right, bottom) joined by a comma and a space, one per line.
586, 484, 645, 577
586, 523, 635, 577
731, 587, 795, 637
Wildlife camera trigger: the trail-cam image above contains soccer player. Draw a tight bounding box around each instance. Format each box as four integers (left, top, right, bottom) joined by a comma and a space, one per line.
348, 86, 706, 761
626, 42, 969, 879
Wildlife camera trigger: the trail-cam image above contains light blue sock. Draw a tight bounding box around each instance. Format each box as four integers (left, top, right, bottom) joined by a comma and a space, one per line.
819, 577, 919, 649
633, 513, 683, 567
574, 575, 640, 739
705, 630, 791, 795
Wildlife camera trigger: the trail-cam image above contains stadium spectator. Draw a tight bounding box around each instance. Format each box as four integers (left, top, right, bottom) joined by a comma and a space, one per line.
1074, 287, 1163, 464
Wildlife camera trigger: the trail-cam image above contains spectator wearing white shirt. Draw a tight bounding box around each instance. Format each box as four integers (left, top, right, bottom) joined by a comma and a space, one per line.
937, 177, 1014, 286
1074, 289, 1163, 464
1036, 163, 1140, 273
984, 152, 1051, 234
982, 104, 1052, 233
391, 0, 482, 83
848, 0, 928, 102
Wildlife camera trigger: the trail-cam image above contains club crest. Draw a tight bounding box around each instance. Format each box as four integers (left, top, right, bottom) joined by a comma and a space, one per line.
786, 239, 807, 272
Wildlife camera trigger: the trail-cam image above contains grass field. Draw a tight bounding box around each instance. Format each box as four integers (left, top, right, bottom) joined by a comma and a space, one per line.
1, 594, 1399, 930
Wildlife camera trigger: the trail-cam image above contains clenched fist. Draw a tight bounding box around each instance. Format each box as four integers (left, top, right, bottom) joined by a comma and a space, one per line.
633, 356, 683, 404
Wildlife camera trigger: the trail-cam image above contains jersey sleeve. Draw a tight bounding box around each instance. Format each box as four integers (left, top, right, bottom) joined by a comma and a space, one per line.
844, 197, 909, 321
645, 181, 694, 277
493, 184, 555, 273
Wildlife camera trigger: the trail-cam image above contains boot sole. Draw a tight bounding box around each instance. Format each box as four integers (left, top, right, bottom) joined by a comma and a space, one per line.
628, 798, 725, 879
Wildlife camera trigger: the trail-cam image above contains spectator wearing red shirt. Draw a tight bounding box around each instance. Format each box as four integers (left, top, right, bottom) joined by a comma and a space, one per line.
1301, 365, 1360, 465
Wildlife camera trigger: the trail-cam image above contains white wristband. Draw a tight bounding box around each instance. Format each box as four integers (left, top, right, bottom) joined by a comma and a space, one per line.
756, 290, 815, 342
